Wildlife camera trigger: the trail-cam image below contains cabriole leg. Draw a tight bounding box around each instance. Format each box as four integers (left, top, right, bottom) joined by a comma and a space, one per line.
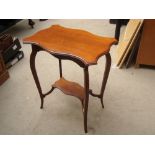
88, 53, 111, 108
100, 53, 111, 108
30, 45, 44, 109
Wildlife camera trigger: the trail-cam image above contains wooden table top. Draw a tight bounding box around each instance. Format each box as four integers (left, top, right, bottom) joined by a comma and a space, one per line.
23, 25, 117, 65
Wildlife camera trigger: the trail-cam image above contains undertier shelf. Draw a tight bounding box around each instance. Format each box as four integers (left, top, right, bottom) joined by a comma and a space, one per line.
52, 77, 85, 101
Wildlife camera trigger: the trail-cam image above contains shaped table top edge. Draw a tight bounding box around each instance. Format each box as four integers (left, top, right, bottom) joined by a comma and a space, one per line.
23, 25, 117, 66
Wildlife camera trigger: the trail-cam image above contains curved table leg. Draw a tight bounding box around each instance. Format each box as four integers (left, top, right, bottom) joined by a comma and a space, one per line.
89, 53, 111, 108
100, 53, 111, 108
83, 66, 89, 133
30, 45, 55, 109
30, 45, 44, 109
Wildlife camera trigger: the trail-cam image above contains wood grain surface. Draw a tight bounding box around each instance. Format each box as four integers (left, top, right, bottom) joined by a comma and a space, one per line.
23, 25, 117, 65
52, 77, 84, 101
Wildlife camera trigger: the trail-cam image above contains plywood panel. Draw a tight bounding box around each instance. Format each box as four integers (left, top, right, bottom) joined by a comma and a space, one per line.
115, 19, 142, 66
118, 20, 144, 68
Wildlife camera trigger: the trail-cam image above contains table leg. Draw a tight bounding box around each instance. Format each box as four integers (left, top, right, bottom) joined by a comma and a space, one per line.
30, 45, 44, 109
59, 59, 63, 78
100, 53, 111, 108
83, 66, 89, 133
89, 53, 111, 108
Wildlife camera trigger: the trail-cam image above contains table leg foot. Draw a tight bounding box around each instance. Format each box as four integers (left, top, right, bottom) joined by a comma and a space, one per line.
84, 117, 88, 133
40, 98, 44, 109
100, 98, 104, 108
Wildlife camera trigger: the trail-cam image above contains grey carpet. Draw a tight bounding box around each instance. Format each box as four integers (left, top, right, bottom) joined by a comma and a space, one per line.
0, 19, 155, 134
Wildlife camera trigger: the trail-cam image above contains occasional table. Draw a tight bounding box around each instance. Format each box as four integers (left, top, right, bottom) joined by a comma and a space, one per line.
23, 25, 117, 133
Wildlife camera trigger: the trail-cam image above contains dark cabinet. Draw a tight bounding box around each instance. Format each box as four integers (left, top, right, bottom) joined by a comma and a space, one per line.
0, 53, 9, 85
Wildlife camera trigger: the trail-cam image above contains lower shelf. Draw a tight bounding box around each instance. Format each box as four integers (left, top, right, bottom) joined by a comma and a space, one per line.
52, 77, 84, 101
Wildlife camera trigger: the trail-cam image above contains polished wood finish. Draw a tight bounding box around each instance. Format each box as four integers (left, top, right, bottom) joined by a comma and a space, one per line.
52, 77, 84, 101
136, 19, 155, 66
24, 25, 117, 65
23, 25, 115, 133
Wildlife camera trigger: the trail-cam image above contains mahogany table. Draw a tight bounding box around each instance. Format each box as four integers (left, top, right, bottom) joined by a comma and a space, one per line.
23, 25, 117, 133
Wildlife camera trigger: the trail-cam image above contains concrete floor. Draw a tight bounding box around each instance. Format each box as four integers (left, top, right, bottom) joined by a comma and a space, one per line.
0, 19, 155, 135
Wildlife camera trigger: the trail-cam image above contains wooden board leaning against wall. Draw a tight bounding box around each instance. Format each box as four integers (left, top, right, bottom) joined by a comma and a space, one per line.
115, 19, 144, 68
